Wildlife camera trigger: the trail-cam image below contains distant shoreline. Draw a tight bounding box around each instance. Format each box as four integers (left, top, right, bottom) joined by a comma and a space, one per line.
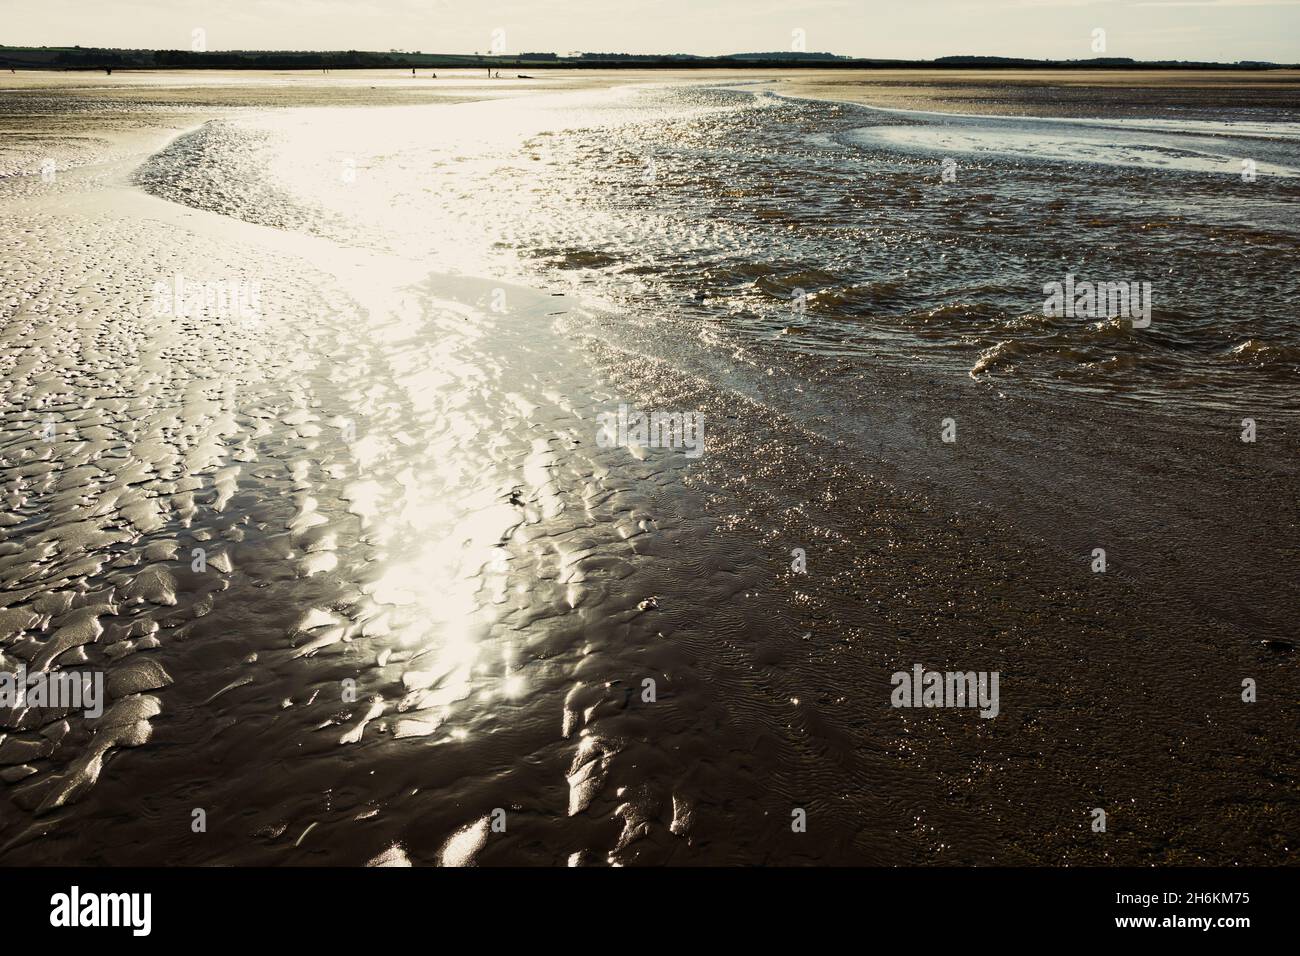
2, 46, 1297, 72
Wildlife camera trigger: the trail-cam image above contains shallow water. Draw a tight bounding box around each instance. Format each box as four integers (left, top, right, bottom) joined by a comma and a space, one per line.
1, 74, 1297, 865
137, 81, 1300, 409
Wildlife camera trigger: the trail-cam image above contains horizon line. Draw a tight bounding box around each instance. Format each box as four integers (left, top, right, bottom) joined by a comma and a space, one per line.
2, 44, 1296, 70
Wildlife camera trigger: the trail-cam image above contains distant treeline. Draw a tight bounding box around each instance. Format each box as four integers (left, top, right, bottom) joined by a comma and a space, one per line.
0, 46, 1291, 71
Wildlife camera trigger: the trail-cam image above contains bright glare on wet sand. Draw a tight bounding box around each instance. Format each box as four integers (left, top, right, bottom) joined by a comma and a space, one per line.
0, 65, 1297, 872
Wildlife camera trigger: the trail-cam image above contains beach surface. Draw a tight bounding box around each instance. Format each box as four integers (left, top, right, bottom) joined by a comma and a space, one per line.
783, 67, 1300, 117
0, 69, 1296, 865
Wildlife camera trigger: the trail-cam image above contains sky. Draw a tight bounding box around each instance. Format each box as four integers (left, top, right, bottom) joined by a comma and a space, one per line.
4, 0, 1300, 63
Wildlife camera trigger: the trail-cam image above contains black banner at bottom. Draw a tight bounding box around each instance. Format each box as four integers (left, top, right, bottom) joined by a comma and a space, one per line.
0, 865, 1290, 941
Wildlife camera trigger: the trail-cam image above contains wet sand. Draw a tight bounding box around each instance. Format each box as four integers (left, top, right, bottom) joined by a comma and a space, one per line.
0, 68, 650, 179
782, 68, 1300, 119
0, 69, 1296, 866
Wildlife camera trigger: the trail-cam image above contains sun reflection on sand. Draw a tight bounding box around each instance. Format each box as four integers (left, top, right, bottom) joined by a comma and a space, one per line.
340, 284, 584, 738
